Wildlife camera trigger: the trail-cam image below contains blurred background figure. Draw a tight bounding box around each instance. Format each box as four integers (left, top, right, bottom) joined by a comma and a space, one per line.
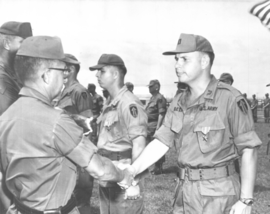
145, 79, 167, 175
219, 72, 234, 85
88, 83, 104, 144
251, 94, 258, 123
263, 93, 270, 123
56, 54, 94, 214
125, 82, 134, 93
243, 93, 251, 106
175, 81, 188, 96
102, 89, 109, 101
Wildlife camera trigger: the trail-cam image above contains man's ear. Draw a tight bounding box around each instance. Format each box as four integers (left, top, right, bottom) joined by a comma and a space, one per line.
42, 70, 50, 84
201, 54, 210, 70
3, 38, 10, 51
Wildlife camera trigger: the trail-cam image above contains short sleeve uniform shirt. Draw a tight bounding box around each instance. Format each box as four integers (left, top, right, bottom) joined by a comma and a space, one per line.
97, 86, 147, 152
57, 81, 93, 117
0, 87, 97, 211
155, 76, 261, 168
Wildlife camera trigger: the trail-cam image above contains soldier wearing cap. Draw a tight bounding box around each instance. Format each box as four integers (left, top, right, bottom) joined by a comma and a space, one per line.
219, 72, 234, 85
55, 54, 94, 213
145, 79, 167, 174
119, 33, 261, 214
263, 93, 270, 123
87, 83, 104, 144
125, 82, 134, 93
0, 36, 132, 214
89, 54, 147, 214
0, 21, 32, 213
251, 94, 258, 123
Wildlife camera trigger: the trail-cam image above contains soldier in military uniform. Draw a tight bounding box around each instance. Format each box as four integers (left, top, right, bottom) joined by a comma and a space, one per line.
251, 94, 258, 123
125, 82, 134, 93
0, 21, 32, 213
88, 83, 104, 144
0, 36, 132, 214
145, 79, 167, 175
120, 33, 261, 214
89, 54, 147, 214
263, 93, 270, 123
55, 53, 94, 214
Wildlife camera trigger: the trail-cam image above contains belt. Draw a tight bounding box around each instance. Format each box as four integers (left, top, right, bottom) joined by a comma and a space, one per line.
178, 164, 236, 181
14, 195, 76, 214
97, 149, 132, 161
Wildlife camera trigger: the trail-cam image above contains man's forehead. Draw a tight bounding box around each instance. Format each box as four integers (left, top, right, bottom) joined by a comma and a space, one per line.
176, 51, 199, 58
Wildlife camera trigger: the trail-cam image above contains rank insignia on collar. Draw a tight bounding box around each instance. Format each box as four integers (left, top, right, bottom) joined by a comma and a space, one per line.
237, 99, 248, 114
129, 104, 138, 118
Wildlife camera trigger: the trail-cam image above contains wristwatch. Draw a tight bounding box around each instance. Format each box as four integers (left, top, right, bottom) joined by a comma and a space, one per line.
240, 198, 254, 206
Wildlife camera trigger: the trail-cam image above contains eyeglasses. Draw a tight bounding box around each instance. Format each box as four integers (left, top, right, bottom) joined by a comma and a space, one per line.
48, 67, 70, 72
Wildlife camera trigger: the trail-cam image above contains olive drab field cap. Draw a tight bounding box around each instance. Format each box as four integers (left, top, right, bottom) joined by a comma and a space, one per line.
63, 53, 80, 65
89, 54, 126, 71
0, 21, 32, 39
163, 33, 214, 55
16, 36, 65, 60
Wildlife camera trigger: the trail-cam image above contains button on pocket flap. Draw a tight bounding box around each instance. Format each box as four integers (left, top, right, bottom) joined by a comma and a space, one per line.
194, 113, 225, 132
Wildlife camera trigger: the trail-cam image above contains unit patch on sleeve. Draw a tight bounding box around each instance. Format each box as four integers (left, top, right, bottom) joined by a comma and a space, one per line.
237, 99, 248, 114
129, 104, 138, 118
82, 92, 87, 99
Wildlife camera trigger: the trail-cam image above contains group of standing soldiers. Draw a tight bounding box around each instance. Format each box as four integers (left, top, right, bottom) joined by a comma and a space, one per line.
0, 20, 262, 214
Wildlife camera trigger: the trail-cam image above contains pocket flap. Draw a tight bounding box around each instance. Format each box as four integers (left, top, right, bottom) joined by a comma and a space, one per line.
58, 97, 73, 109
194, 113, 225, 132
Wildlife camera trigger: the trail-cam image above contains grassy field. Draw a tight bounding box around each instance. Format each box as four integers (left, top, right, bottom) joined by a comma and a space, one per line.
90, 122, 270, 214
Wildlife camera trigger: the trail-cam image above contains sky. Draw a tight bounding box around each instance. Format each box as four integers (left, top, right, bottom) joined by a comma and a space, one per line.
0, 0, 270, 99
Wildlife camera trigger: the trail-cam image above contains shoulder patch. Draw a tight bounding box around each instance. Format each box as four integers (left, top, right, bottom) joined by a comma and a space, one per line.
129, 104, 138, 118
237, 98, 248, 114
82, 92, 88, 100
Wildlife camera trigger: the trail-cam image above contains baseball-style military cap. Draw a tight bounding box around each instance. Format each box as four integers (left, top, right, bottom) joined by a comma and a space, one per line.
17, 36, 65, 60
148, 79, 160, 87
0, 21, 32, 39
62, 53, 80, 65
163, 33, 214, 55
219, 73, 234, 83
89, 54, 125, 71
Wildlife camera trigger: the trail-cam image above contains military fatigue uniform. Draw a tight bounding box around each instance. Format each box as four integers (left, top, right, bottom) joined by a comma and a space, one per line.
154, 76, 261, 214
91, 92, 104, 144
145, 92, 167, 168
0, 64, 21, 116
56, 81, 94, 212
264, 97, 270, 123
0, 87, 97, 214
250, 98, 258, 123
97, 86, 147, 214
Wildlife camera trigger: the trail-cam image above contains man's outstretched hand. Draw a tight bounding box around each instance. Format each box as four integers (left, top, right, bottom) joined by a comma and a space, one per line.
118, 165, 136, 189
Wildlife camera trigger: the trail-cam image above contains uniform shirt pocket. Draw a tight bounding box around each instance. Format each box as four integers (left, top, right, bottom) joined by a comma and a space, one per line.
194, 112, 225, 153
105, 111, 124, 142
58, 97, 73, 109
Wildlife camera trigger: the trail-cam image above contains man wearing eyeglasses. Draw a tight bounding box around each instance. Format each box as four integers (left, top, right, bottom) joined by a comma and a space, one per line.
0, 21, 32, 214
0, 36, 133, 214
55, 54, 94, 214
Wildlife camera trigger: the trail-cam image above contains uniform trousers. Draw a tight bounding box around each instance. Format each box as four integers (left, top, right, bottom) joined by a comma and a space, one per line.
99, 183, 144, 214
172, 173, 240, 214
